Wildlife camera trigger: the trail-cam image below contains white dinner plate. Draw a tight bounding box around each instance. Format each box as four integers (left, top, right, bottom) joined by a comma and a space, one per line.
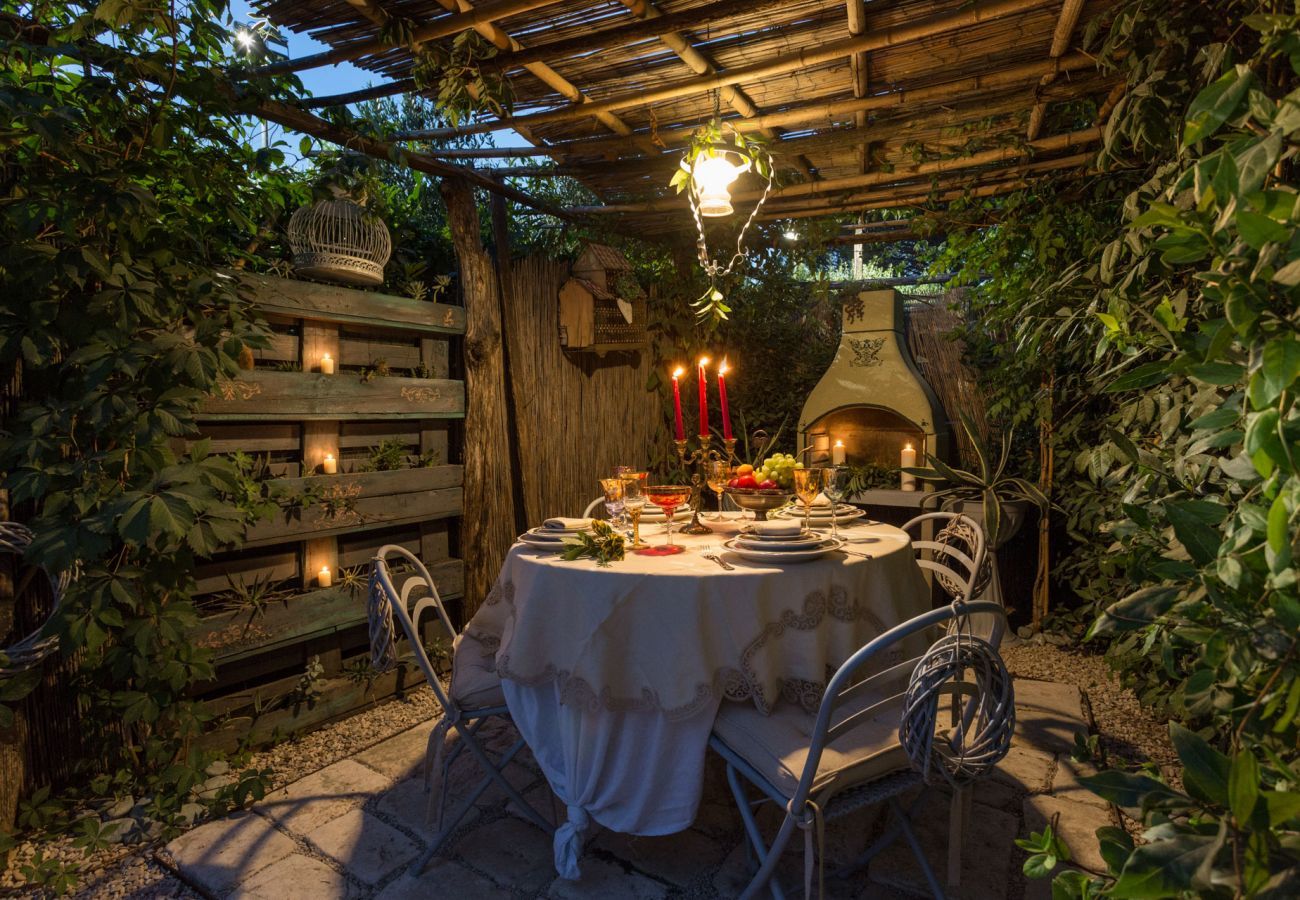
640, 509, 688, 522
518, 531, 580, 551
776, 507, 867, 525
722, 537, 845, 563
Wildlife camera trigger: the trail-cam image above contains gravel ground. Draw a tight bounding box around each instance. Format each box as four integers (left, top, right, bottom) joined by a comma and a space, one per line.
0, 686, 443, 899
1003, 637, 1181, 781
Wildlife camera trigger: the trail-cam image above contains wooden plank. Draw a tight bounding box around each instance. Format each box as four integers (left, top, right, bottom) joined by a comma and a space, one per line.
191, 559, 465, 665
193, 423, 301, 454
339, 336, 423, 372
231, 271, 466, 335
243, 468, 463, 547
195, 667, 423, 753
195, 548, 297, 596
199, 370, 465, 420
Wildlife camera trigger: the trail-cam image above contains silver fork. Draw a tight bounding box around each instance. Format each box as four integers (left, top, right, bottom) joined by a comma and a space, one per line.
697, 546, 736, 571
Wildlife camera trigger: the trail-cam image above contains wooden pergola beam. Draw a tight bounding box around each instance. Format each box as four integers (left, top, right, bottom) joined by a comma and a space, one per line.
566, 126, 1100, 213
482, 0, 792, 73
765, 179, 1038, 220
757, 151, 1095, 219
1026, 0, 1086, 140
399, 0, 1057, 139
248, 0, 571, 77
398, 51, 1095, 149
614, 0, 817, 178
845, 0, 869, 174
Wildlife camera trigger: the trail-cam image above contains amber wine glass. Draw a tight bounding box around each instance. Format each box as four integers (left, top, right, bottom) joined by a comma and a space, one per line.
643, 485, 693, 555
706, 460, 732, 520
621, 474, 649, 549
793, 468, 825, 534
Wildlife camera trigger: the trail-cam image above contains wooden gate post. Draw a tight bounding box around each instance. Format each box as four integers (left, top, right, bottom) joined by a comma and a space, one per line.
441, 177, 517, 615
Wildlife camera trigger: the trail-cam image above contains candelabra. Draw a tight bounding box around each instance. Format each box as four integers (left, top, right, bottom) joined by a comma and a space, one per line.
673, 434, 739, 534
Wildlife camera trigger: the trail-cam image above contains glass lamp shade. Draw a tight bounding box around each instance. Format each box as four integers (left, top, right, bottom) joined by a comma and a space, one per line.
687, 151, 751, 218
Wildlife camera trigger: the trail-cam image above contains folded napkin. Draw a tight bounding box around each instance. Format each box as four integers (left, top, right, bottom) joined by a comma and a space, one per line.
811, 492, 834, 508
543, 517, 592, 532
751, 520, 802, 536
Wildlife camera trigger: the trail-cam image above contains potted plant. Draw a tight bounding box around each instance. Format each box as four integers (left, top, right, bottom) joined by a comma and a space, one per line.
904, 412, 1049, 551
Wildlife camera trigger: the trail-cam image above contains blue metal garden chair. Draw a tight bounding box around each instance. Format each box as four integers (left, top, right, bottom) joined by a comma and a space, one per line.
708, 598, 1011, 900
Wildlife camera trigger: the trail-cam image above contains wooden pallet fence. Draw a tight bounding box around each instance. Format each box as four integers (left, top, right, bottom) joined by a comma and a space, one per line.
185, 272, 467, 749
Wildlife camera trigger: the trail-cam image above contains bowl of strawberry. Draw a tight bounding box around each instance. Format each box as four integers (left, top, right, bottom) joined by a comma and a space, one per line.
724, 465, 793, 521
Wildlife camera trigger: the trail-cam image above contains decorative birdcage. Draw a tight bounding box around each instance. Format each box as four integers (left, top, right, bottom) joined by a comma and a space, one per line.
558, 243, 647, 355
287, 197, 392, 287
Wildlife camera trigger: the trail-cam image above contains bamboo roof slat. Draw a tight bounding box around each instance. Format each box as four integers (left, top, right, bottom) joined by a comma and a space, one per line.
252, 0, 1117, 221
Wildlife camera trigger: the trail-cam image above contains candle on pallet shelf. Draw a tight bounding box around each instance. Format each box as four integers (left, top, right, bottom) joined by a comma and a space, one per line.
832, 440, 846, 466
900, 443, 918, 492
322, 453, 338, 475
717, 358, 733, 441
671, 367, 685, 441
697, 356, 710, 438
318, 565, 333, 588
320, 352, 335, 375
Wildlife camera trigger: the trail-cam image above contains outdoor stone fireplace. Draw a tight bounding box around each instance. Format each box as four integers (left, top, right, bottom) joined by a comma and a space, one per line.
801, 289, 949, 470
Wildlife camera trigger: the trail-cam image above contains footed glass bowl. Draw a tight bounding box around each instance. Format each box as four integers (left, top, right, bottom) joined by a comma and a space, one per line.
724, 488, 794, 521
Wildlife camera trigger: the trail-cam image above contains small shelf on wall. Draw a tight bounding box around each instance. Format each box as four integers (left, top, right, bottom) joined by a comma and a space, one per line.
228, 270, 466, 335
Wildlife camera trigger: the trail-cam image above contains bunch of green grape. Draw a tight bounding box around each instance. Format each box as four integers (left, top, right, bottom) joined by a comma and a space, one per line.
756, 453, 802, 490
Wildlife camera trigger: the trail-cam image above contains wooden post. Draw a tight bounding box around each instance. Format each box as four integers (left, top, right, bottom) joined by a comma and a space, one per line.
490, 194, 528, 538
0, 488, 25, 833
442, 177, 517, 615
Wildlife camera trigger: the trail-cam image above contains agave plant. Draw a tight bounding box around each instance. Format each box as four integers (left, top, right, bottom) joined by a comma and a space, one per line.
904, 412, 1049, 546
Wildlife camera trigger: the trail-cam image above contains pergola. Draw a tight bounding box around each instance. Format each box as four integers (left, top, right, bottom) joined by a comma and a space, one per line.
248, 0, 1118, 236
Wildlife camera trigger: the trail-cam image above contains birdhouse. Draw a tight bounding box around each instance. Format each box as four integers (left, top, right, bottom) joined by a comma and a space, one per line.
558, 243, 647, 355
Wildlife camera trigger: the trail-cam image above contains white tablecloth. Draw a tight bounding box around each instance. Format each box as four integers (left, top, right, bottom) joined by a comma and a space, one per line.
459, 515, 929, 878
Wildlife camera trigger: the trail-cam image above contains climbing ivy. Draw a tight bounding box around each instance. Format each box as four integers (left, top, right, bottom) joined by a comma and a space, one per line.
0, 0, 306, 801
932, 1, 1300, 894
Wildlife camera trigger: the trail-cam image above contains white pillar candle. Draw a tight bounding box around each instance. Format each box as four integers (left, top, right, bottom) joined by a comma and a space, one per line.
320, 353, 335, 375
832, 440, 846, 466
318, 566, 332, 588
322, 453, 337, 475
900, 443, 917, 492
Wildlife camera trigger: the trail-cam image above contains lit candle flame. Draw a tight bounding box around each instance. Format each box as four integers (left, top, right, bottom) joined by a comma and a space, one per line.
672, 366, 685, 378
834, 439, 843, 448
718, 358, 730, 376
698, 356, 710, 367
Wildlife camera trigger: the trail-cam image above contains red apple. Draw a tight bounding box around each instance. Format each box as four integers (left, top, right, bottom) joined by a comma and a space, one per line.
757, 479, 779, 490
728, 477, 739, 488
735, 474, 759, 489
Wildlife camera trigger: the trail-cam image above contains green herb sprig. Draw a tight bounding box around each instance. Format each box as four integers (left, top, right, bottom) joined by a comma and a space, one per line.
560, 520, 626, 567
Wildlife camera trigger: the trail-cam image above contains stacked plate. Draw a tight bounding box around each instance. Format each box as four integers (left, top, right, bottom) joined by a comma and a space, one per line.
640, 507, 688, 524
723, 526, 844, 563
518, 521, 589, 552
776, 503, 867, 526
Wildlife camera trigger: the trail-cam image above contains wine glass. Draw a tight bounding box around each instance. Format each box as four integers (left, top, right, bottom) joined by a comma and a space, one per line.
706, 460, 732, 520
599, 477, 626, 529
643, 485, 693, 555
822, 466, 850, 539
793, 468, 825, 534
621, 474, 649, 549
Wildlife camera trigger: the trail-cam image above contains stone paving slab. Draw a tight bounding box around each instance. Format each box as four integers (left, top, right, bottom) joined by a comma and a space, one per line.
355, 723, 433, 781
258, 759, 393, 834
305, 808, 419, 885
162, 811, 298, 897
229, 852, 360, 900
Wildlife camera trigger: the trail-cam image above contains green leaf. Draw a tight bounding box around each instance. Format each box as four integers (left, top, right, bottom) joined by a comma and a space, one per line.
1187, 361, 1244, 385
1229, 750, 1260, 823
1183, 67, 1254, 146
1108, 834, 1219, 898
1165, 501, 1225, 565
1170, 723, 1230, 806
1077, 769, 1183, 808
1258, 337, 1300, 404
1106, 362, 1170, 392
1237, 210, 1290, 249
1267, 493, 1290, 554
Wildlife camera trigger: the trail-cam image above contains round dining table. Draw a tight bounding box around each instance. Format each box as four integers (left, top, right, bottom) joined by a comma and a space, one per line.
457, 513, 930, 879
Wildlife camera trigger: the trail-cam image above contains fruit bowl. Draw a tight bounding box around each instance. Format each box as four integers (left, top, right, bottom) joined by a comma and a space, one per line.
724, 487, 794, 521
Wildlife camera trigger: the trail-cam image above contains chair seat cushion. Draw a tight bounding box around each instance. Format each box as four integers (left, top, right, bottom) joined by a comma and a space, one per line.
712, 693, 911, 799
450, 633, 506, 710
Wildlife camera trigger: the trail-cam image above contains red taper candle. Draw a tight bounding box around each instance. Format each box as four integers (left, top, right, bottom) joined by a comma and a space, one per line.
671, 366, 685, 441
718, 358, 732, 441
697, 356, 710, 438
